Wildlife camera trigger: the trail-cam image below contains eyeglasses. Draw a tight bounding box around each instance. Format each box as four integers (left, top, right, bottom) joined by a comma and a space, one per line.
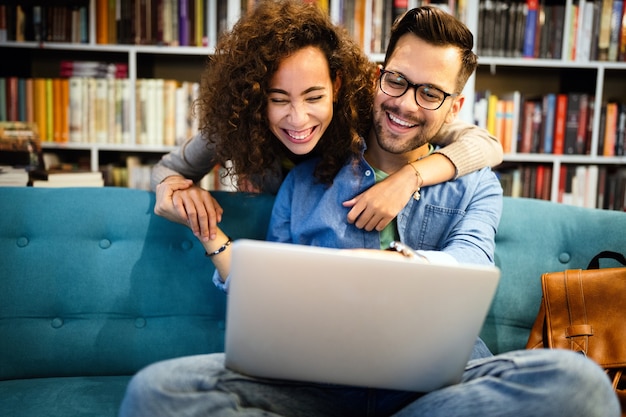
378, 68, 458, 111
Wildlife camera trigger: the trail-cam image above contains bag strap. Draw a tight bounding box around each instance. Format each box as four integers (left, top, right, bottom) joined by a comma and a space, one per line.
587, 251, 626, 270
563, 270, 593, 354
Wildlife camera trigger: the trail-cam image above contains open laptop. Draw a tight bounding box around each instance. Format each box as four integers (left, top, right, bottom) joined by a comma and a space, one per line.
224, 239, 500, 392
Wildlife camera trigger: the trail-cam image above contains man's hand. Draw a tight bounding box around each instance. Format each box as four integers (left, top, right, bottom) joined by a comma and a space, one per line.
342, 172, 414, 231
154, 176, 224, 241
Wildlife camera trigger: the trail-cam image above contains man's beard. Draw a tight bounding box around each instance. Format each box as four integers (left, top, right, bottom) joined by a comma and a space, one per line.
372, 104, 430, 154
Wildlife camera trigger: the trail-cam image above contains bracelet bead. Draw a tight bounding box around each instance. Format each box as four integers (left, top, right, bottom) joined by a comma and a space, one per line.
205, 237, 233, 257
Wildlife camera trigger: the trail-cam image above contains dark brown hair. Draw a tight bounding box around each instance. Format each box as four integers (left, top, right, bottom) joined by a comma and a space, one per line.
384, 6, 478, 93
197, 0, 376, 189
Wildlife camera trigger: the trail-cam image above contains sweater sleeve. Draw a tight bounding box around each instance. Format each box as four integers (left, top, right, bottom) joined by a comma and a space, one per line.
430, 119, 503, 178
150, 132, 218, 191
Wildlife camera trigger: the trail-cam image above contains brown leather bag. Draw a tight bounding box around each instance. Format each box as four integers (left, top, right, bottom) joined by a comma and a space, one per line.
526, 251, 626, 416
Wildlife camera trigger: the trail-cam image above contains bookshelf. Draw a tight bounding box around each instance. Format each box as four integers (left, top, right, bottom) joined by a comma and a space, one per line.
469, 0, 626, 210
0, 0, 625, 209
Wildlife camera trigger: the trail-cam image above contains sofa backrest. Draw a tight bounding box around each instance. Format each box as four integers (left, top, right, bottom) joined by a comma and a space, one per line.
0, 187, 274, 380
2, 187, 625, 379
483, 197, 626, 354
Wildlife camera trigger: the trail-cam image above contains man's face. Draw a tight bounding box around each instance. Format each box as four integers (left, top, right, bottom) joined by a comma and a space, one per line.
371, 34, 463, 155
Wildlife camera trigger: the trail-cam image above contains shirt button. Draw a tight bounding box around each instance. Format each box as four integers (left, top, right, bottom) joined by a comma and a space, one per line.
365, 170, 372, 177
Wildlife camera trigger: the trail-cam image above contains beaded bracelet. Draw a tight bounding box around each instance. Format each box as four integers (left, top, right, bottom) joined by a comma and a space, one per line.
407, 161, 424, 201
205, 237, 233, 257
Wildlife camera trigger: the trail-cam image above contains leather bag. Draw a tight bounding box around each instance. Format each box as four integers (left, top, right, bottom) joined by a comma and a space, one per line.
526, 251, 626, 415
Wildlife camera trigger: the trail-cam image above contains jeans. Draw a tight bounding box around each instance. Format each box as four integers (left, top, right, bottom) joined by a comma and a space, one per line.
118, 342, 620, 417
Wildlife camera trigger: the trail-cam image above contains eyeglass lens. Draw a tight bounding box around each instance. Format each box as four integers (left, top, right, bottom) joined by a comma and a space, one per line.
380, 71, 446, 110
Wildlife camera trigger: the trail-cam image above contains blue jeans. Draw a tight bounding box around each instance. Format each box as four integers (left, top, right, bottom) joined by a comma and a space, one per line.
118, 342, 620, 417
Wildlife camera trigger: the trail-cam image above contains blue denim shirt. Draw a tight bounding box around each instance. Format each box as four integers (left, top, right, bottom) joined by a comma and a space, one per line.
213, 150, 503, 292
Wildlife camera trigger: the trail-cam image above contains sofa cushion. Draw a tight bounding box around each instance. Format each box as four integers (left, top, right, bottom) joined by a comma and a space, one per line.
483, 197, 626, 355
0, 375, 130, 417
0, 188, 275, 380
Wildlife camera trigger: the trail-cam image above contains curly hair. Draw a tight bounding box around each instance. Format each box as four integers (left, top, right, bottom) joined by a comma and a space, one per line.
196, 0, 376, 189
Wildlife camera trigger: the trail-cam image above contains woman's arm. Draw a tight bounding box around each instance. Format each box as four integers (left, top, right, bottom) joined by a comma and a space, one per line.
151, 133, 226, 241
430, 119, 503, 178
200, 226, 233, 283
343, 120, 503, 231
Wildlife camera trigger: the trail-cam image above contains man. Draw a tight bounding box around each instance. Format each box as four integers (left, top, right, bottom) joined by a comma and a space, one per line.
119, 6, 620, 417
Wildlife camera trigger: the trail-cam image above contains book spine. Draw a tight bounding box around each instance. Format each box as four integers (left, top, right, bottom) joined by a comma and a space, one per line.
553, 94, 568, 155
542, 93, 556, 154
575, 94, 590, 154
564, 93, 581, 154
607, 0, 624, 60
603, 102, 618, 156
523, 0, 539, 57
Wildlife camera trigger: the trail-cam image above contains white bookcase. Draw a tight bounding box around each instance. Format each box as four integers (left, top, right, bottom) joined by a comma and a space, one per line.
1, 0, 625, 208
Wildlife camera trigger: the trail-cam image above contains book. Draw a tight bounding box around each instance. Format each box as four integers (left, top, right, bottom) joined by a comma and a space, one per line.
575, 93, 591, 155
602, 101, 619, 156
6, 76, 18, 122
0, 165, 29, 186
612, 107, 626, 157
96, 0, 108, 44
566, 3, 579, 60
163, 79, 177, 147
68, 77, 84, 143
499, 91, 522, 154
550, 3, 566, 59
486, 93, 499, 137
619, 0, 626, 60
33, 78, 47, 144
541, 93, 556, 154
519, 98, 542, 153
52, 78, 63, 143
590, 0, 603, 59
45, 78, 54, 142
552, 93, 568, 155
94, 78, 109, 144
607, 0, 624, 60
523, 0, 540, 57
597, 0, 614, 60
60, 78, 69, 143
564, 92, 582, 154
31, 178, 105, 188
575, 0, 595, 61
30, 169, 104, 182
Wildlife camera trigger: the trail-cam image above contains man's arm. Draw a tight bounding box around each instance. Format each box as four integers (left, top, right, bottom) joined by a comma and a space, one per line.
344, 120, 503, 231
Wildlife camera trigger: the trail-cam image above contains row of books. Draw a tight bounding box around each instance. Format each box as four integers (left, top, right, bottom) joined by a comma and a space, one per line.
60, 60, 129, 79
477, 0, 626, 62
478, 0, 561, 59
0, 76, 200, 147
497, 163, 626, 211
351, 0, 466, 54
474, 90, 626, 157
0, 1, 466, 51
95, 0, 219, 47
0, 0, 222, 46
0, 2, 89, 44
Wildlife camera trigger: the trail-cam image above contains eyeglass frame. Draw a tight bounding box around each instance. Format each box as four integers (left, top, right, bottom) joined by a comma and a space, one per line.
378, 68, 459, 111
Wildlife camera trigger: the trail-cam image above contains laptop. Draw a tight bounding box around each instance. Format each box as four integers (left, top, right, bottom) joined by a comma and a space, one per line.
224, 239, 500, 392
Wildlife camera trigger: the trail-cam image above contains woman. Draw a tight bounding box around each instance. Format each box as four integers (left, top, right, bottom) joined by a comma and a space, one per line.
151, 0, 502, 241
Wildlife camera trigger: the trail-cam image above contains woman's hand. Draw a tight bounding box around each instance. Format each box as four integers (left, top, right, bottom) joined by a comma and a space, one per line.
155, 176, 224, 241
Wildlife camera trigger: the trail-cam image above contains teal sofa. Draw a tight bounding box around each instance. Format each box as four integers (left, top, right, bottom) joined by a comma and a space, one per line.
1, 187, 625, 417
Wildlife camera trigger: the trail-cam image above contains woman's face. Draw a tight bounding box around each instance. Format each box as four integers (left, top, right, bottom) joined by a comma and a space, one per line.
267, 46, 340, 155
